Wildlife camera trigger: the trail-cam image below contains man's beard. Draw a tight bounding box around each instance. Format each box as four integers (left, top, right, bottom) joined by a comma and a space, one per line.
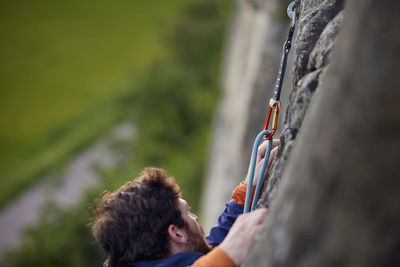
184, 223, 212, 254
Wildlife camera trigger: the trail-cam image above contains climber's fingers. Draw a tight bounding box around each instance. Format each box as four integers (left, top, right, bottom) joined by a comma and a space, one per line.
272, 138, 280, 148
245, 139, 280, 185
257, 139, 280, 162
253, 145, 278, 184
256, 141, 268, 161
266, 146, 278, 171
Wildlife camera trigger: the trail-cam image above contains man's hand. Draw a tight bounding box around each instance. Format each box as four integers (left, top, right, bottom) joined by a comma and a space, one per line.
219, 208, 268, 265
245, 139, 279, 185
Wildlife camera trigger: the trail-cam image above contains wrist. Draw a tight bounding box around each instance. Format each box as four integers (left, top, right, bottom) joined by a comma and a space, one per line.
232, 183, 255, 206
219, 241, 240, 265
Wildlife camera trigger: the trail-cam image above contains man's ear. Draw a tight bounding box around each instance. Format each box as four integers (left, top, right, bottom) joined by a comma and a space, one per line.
168, 224, 187, 244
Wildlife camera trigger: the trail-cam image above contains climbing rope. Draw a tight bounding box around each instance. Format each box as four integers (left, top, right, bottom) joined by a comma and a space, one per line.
244, 0, 300, 213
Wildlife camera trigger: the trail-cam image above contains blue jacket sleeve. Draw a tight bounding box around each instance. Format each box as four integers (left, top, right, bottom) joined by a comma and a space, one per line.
205, 200, 243, 247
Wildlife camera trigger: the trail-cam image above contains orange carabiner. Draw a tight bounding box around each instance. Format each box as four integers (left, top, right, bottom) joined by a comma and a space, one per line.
262, 102, 280, 140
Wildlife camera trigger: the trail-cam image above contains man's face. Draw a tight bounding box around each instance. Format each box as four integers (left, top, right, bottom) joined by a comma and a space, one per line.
177, 198, 211, 254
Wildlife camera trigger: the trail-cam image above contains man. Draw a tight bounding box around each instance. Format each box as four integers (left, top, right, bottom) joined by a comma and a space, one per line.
91, 140, 278, 267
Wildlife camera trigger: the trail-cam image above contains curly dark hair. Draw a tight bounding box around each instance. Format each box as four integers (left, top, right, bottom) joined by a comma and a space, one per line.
91, 168, 185, 267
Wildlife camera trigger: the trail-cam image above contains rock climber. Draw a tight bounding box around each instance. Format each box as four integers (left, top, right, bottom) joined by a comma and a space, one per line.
91, 139, 279, 267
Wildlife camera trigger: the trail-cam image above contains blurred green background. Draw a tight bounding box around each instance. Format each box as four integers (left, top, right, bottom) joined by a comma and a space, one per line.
0, 0, 231, 266
0, 0, 193, 208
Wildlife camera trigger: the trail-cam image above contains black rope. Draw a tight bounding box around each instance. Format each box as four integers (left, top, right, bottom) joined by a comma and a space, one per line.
272, 1, 299, 102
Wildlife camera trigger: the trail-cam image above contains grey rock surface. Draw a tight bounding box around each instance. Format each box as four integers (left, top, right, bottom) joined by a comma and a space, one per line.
201, 0, 288, 231
292, 0, 344, 86
202, 0, 344, 233
308, 11, 344, 71
203, 0, 399, 265
256, 0, 344, 209
242, 0, 400, 264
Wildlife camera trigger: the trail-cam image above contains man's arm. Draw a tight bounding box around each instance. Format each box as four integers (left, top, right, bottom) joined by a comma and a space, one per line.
192, 209, 268, 267
205, 139, 279, 247
218, 208, 268, 265
194, 139, 278, 266
205, 183, 253, 247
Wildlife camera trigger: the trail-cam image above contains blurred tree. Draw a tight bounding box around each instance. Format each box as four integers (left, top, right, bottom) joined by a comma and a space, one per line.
3, 200, 104, 267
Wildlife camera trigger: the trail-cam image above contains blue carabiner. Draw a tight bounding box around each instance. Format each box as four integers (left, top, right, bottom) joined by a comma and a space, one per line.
243, 130, 273, 213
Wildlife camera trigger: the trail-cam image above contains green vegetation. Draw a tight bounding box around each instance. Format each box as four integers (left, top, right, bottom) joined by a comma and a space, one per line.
2, 0, 231, 266
0, 0, 193, 207
121, 1, 230, 208
3, 197, 105, 267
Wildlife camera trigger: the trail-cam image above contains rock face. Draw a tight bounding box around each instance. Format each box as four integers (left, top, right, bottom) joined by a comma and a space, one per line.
258, 1, 344, 209
201, 0, 289, 230
202, 0, 344, 229
243, 0, 400, 265
204, 0, 400, 265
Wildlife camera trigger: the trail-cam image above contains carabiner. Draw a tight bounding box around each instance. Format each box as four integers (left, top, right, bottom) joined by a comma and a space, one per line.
262, 99, 280, 140
244, 130, 273, 213
244, 0, 300, 214
287, 0, 300, 20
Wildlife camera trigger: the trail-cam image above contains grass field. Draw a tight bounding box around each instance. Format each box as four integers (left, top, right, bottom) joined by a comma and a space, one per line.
0, 0, 196, 208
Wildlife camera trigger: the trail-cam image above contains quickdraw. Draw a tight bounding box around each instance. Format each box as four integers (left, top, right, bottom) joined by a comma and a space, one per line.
244, 0, 300, 213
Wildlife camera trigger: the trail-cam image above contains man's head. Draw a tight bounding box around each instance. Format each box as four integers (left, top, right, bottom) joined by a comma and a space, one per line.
91, 168, 210, 267
169, 198, 211, 256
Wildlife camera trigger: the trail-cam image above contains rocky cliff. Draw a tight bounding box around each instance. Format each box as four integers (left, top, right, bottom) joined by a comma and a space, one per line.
203, 0, 400, 265
201, 0, 344, 229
